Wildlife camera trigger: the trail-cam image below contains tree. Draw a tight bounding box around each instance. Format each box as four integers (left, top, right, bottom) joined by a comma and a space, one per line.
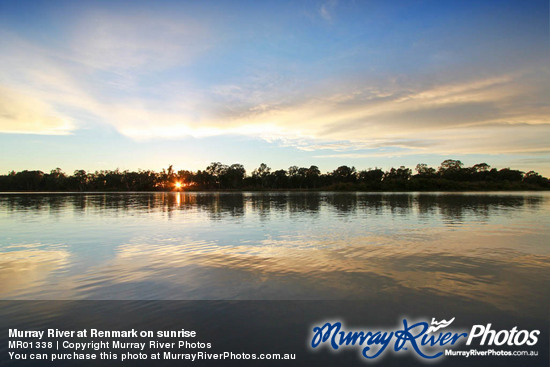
0, 161, 548, 191
470, 163, 491, 181
384, 166, 412, 181
176, 170, 195, 188
438, 160, 467, 181
497, 168, 523, 182
158, 165, 176, 189
271, 169, 289, 188
306, 165, 321, 188
12, 170, 44, 190
45, 168, 67, 190
439, 159, 464, 173
73, 170, 88, 191
472, 163, 490, 172
331, 165, 356, 183
252, 163, 271, 188
252, 163, 270, 177
358, 168, 384, 189
523, 171, 549, 186
288, 166, 299, 177
206, 162, 229, 188
224, 164, 246, 188
415, 163, 436, 177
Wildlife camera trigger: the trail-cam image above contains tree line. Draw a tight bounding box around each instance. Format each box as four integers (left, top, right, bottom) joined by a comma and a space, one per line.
0, 159, 548, 191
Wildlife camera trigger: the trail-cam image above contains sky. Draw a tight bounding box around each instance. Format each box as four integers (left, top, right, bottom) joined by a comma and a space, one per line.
0, 0, 549, 175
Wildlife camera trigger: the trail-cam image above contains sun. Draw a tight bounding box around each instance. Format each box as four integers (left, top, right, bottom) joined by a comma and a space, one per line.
174, 182, 183, 189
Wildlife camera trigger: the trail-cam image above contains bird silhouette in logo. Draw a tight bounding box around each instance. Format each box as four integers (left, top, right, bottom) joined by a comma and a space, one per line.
427, 317, 456, 333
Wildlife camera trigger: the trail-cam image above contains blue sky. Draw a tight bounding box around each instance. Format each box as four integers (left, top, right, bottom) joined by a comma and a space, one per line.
0, 0, 548, 175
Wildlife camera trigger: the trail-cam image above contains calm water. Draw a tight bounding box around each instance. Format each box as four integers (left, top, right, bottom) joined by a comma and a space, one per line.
1, 192, 549, 317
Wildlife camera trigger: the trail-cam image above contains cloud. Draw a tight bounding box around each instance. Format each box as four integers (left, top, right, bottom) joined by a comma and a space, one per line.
67, 10, 212, 73
319, 0, 338, 22
0, 7, 548, 161
0, 86, 73, 135
0, 13, 213, 135
201, 70, 549, 157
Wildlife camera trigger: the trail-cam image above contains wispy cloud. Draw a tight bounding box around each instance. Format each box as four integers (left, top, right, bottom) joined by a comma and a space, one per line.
67, 10, 212, 73
0, 86, 73, 135
193, 69, 548, 157
0, 11, 214, 136
0, 4, 548, 163
319, 0, 338, 22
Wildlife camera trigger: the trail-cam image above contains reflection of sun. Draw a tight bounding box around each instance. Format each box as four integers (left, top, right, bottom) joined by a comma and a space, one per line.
174, 182, 182, 189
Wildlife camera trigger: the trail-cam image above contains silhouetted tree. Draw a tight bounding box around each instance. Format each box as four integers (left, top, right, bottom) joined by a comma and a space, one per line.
223, 164, 246, 188
497, 168, 523, 182
44, 168, 67, 190
439, 159, 464, 172
0, 160, 548, 191
252, 163, 271, 188
331, 165, 357, 183
473, 163, 490, 172
271, 169, 289, 188
523, 171, 549, 187
206, 162, 229, 189
306, 166, 321, 188
438, 160, 467, 181
73, 170, 88, 191
358, 168, 384, 188
415, 163, 436, 177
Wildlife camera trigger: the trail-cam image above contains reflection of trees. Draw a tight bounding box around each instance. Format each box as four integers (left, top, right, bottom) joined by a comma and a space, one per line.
432, 195, 528, 224
46, 195, 66, 216
325, 193, 358, 214
198, 193, 245, 221
249, 193, 274, 220
264, 193, 289, 212
356, 194, 385, 216
287, 193, 321, 214
0, 193, 545, 224
384, 194, 414, 216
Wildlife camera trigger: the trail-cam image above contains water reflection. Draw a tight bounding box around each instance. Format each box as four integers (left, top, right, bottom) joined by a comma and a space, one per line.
0, 192, 549, 319
0, 245, 70, 297
1, 192, 544, 221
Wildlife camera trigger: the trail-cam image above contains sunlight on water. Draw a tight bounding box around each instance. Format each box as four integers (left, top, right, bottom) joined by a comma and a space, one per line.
1, 192, 549, 317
